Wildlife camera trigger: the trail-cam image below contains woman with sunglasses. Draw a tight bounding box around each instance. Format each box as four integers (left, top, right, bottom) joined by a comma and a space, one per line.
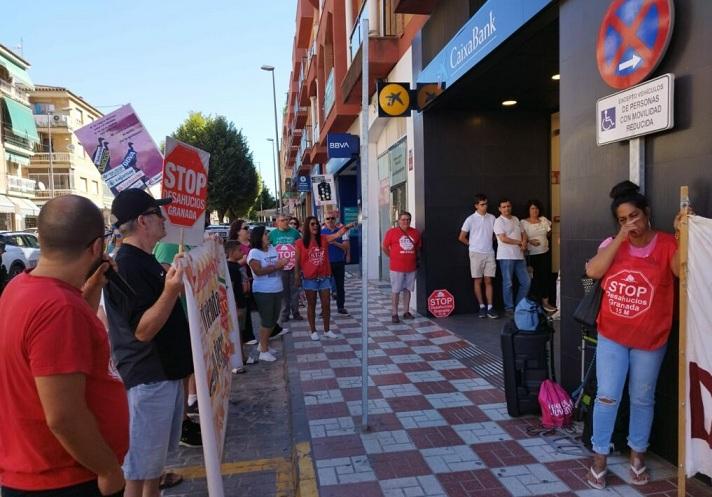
295, 216, 354, 341
288, 217, 301, 233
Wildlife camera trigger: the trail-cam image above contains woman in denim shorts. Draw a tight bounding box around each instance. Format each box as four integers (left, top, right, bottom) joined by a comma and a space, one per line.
295, 216, 354, 341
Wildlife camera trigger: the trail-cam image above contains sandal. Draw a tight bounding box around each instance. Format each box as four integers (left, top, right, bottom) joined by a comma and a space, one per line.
159, 471, 184, 490
586, 466, 607, 490
630, 464, 650, 486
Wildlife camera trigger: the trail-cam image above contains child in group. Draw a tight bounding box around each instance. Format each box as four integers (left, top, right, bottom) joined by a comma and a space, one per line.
226, 241, 257, 368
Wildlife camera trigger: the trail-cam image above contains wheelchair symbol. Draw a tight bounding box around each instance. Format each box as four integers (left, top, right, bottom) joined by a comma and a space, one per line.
601, 108, 616, 131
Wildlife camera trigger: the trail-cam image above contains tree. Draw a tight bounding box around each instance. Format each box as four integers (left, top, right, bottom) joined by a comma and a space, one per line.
172, 113, 259, 221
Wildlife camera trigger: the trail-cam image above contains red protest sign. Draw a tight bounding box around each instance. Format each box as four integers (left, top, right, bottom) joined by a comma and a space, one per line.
428, 289, 455, 318
162, 137, 210, 246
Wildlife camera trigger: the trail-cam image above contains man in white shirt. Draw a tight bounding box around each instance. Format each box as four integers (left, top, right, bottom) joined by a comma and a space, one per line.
493, 199, 530, 315
458, 194, 498, 319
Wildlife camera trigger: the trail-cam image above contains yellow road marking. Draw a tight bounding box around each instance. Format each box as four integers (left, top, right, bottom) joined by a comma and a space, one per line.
169, 441, 318, 497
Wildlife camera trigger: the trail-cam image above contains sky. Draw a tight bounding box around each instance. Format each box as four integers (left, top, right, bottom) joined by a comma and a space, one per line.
2, 0, 296, 197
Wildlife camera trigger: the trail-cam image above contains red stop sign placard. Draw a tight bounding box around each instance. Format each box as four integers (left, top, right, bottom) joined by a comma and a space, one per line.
428, 289, 455, 318
163, 144, 208, 227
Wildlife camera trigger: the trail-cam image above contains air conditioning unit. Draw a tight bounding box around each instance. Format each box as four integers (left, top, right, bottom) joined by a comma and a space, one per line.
52, 114, 62, 122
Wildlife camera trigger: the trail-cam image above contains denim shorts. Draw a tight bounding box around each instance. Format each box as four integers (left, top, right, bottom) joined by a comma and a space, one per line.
303, 277, 332, 291
123, 379, 184, 480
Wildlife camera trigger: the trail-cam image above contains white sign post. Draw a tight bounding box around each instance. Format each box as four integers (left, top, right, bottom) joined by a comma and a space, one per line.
596, 73, 674, 146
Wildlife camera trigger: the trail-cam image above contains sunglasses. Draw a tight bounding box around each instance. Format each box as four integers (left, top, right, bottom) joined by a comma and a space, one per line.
241, 226, 249, 231
309, 222, 319, 226
86, 230, 113, 247
141, 207, 164, 218
288, 222, 297, 226
325, 217, 335, 221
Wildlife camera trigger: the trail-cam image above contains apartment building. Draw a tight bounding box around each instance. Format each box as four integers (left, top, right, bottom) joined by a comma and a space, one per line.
282, 0, 429, 267
0, 44, 41, 230
29, 85, 112, 223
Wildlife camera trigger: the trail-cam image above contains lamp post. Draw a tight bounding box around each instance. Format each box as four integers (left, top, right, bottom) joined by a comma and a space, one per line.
266, 138, 279, 219
256, 161, 264, 222
261, 64, 283, 214
47, 110, 55, 198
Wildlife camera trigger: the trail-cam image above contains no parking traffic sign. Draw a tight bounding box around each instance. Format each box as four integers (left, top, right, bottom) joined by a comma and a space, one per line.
596, 0, 674, 89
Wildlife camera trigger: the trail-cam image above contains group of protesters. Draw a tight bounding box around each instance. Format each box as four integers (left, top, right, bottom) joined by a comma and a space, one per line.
0, 193, 358, 497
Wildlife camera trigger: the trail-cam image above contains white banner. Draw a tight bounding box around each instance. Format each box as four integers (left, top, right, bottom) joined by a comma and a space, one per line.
685, 215, 712, 478
183, 239, 241, 496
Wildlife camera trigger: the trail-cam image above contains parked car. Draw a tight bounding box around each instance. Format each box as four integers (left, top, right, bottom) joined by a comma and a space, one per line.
205, 224, 230, 241
0, 232, 38, 279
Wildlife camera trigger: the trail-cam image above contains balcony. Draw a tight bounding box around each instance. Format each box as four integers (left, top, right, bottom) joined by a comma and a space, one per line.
323, 68, 335, 117
295, 0, 315, 49
0, 79, 30, 105
33, 114, 82, 130
30, 152, 72, 163
342, 36, 399, 105
290, 127, 303, 147
7, 175, 37, 194
293, 101, 308, 128
2, 126, 35, 153
393, 0, 436, 14
28, 173, 73, 197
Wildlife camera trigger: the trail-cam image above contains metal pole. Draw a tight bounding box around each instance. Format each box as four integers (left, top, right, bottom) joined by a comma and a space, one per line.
270, 71, 283, 214
268, 139, 279, 219
48, 112, 55, 197
359, 17, 370, 431
629, 137, 645, 192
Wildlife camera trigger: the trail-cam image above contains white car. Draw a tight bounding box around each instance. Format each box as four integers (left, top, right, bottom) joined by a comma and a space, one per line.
0, 232, 38, 279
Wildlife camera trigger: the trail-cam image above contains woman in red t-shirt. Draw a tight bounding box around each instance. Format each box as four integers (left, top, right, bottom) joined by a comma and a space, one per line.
295, 216, 353, 341
583, 181, 686, 489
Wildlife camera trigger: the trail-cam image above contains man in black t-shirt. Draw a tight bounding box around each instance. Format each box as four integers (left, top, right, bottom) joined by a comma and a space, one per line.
103, 189, 195, 497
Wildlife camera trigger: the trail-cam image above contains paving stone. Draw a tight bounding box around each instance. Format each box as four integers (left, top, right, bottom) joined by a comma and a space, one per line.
303, 389, 344, 405
369, 363, 403, 376
329, 357, 364, 368
404, 370, 447, 383
379, 475, 447, 497
347, 398, 393, 416
453, 421, 512, 444
317, 455, 376, 485
421, 445, 485, 474
396, 409, 448, 429
361, 429, 416, 454
299, 368, 336, 381
449, 378, 493, 392
337, 376, 375, 389
479, 402, 512, 421
379, 383, 423, 398
309, 416, 356, 438
425, 392, 473, 409
297, 352, 328, 363
392, 354, 429, 364
429, 359, 468, 371
493, 463, 568, 496
411, 345, 444, 354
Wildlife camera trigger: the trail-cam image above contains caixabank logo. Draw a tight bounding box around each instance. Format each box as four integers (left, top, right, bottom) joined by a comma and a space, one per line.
603, 269, 655, 319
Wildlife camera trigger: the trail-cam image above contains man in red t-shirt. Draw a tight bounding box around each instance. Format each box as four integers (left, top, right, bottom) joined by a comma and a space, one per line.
0, 195, 128, 496
382, 211, 421, 323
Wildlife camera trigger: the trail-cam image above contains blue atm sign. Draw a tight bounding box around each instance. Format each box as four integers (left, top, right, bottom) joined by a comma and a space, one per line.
296, 175, 310, 192
327, 133, 359, 159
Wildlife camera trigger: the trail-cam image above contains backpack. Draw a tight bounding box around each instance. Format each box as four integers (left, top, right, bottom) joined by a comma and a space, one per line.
514, 297, 549, 332
538, 379, 574, 429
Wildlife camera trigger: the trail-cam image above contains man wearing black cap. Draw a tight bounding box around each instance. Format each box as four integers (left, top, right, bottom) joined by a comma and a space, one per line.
103, 188, 196, 497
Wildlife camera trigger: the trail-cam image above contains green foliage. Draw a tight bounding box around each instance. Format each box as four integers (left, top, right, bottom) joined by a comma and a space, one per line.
172, 112, 259, 221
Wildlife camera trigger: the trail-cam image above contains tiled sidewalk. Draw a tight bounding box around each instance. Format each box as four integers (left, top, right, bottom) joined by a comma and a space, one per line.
286, 276, 712, 497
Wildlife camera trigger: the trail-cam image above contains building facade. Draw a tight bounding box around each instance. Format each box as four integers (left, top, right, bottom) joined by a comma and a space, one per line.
0, 44, 41, 230
28, 85, 111, 221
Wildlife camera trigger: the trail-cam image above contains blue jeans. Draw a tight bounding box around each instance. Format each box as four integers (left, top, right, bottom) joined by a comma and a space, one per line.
591, 334, 667, 455
499, 259, 530, 310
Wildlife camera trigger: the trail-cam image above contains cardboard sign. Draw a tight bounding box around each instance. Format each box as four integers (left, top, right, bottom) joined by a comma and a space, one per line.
74, 104, 163, 194
161, 137, 210, 246
311, 174, 336, 206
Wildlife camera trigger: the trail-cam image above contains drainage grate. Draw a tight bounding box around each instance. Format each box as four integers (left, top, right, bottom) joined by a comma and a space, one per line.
449, 345, 505, 389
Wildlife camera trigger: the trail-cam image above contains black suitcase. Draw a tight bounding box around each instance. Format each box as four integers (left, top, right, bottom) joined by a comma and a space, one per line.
501, 319, 554, 417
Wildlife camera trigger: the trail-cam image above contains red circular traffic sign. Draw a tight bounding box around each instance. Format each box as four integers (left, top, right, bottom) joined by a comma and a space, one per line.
596, 0, 673, 89
428, 289, 455, 318
163, 144, 208, 227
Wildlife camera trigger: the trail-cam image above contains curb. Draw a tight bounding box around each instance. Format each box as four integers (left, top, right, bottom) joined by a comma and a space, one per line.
284, 333, 320, 497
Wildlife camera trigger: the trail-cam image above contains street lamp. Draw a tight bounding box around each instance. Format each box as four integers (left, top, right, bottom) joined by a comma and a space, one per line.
261, 64, 283, 214
255, 161, 264, 222
266, 138, 279, 218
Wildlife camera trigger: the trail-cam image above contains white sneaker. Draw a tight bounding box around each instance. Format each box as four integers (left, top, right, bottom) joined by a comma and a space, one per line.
257, 346, 277, 355
246, 339, 257, 345
259, 351, 277, 362
324, 330, 339, 339
310, 332, 320, 341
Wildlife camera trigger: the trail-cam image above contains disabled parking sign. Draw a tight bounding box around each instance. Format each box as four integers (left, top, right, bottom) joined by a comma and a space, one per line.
596, 0, 674, 89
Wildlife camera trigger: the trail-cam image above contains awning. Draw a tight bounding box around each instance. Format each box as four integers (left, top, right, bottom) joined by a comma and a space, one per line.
5, 152, 31, 166
0, 195, 15, 214
9, 196, 40, 216
0, 58, 34, 89
2, 97, 40, 143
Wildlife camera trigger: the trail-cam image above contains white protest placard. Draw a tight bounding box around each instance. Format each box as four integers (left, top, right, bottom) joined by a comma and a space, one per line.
162, 137, 210, 246
311, 174, 336, 206
183, 238, 241, 497
596, 73, 674, 146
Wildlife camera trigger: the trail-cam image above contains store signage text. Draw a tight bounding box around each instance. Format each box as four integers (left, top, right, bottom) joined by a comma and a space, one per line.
450, 11, 496, 70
